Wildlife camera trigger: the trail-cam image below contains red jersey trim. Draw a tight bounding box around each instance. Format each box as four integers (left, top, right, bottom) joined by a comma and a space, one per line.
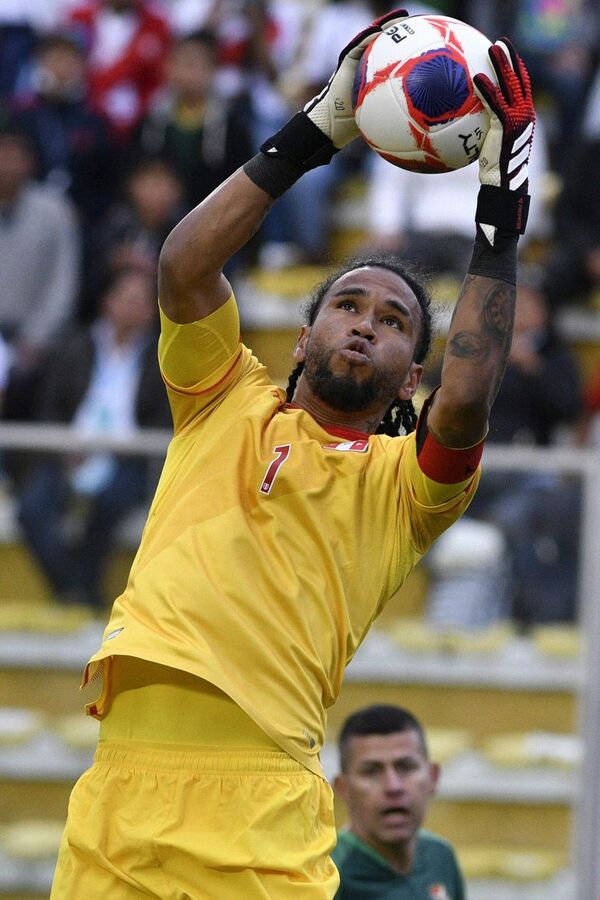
416, 386, 484, 484
285, 404, 369, 441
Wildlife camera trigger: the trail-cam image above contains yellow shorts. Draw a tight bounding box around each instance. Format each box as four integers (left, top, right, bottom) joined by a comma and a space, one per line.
51, 659, 339, 899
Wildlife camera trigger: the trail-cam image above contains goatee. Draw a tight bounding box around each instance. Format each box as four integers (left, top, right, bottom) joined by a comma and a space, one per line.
304, 357, 398, 413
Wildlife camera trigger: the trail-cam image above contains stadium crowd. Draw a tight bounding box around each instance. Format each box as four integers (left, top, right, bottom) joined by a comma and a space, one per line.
0, 0, 599, 618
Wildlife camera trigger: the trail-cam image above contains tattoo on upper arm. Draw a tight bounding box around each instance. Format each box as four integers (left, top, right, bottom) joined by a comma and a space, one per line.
448, 281, 515, 365
484, 282, 515, 342
448, 331, 490, 359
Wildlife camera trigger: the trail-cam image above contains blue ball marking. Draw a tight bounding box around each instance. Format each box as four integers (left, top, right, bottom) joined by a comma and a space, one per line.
352, 52, 369, 111
405, 53, 469, 122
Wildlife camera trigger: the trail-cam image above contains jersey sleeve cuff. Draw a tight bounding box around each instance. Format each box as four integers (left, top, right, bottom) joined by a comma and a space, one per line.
416, 388, 485, 484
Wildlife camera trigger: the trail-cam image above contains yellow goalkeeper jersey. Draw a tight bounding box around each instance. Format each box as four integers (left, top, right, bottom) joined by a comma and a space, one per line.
84, 294, 479, 777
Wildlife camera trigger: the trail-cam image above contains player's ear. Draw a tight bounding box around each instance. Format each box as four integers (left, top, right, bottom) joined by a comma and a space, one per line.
293, 325, 311, 364
428, 761, 441, 795
397, 361, 423, 402
333, 772, 349, 802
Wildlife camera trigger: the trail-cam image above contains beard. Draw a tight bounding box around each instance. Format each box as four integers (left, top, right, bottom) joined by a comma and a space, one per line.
303, 346, 401, 413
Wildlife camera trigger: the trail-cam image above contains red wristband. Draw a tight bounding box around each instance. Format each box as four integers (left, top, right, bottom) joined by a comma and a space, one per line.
416, 389, 484, 484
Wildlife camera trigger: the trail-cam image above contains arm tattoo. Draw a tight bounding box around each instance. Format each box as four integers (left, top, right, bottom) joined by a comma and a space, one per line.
484, 282, 515, 343
448, 331, 491, 359
448, 281, 515, 367
484, 282, 515, 398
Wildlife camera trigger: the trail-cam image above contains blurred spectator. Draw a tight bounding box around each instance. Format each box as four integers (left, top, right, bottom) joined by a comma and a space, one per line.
463, 270, 584, 623
84, 155, 184, 317
67, 0, 171, 142
542, 137, 600, 308
362, 115, 551, 278
0, 332, 11, 480
0, 332, 10, 414
136, 29, 252, 212
0, 125, 80, 419
11, 31, 116, 224
577, 362, 600, 449
0, 0, 66, 100
164, 0, 220, 37
257, 0, 387, 267
17, 267, 171, 610
487, 269, 582, 445
206, 0, 307, 267
580, 61, 600, 141
466, 0, 599, 173
203, 0, 302, 106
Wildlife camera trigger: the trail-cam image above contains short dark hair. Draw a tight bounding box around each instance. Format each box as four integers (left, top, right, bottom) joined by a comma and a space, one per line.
35, 31, 83, 57
286, 254, 433, 436
338, 704, 428, 771
177, 28, 218, 55
0, 123, 35, 152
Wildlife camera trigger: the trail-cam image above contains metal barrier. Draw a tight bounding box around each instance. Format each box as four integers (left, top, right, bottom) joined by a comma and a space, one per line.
0, 423, 599, 899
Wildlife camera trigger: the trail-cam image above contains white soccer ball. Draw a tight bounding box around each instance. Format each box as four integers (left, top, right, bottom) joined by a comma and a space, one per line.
353, 14, 496, 173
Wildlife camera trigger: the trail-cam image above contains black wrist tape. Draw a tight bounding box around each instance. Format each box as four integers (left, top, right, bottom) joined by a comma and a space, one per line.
261, 112, 338, 170
243, 112, 338, 199
243, 152, 304, 199
476, 184, 530, 234
468, 230, 518, 285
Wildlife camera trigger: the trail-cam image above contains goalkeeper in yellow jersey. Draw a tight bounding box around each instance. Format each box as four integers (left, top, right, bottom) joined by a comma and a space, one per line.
51, 8, 535, 899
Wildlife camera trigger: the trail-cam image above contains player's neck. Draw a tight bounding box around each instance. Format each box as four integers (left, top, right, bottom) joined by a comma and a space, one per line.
352, 828, 417, 876
292, 384, 387, 436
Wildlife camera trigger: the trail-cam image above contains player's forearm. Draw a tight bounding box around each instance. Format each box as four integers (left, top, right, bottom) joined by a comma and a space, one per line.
429, 271, 515, 447
158, 169, 273, 322
428, 33, 535, 449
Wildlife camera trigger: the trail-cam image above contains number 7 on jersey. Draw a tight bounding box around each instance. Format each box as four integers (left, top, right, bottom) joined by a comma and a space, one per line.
260, 444, 291, 495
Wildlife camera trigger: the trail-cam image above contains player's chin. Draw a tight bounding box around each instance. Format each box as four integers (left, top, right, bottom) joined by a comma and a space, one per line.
377, 819, 414, 843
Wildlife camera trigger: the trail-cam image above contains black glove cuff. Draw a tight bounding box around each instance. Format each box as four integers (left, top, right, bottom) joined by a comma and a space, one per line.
475, 184, 530, 234
260, 112, 338, 170
468, 230, 518, 285
243, 152, 304, 200
243, 113, 338, 199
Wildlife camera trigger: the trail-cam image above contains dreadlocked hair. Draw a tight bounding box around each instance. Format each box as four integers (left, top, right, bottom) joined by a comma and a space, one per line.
285, 253, 433, 437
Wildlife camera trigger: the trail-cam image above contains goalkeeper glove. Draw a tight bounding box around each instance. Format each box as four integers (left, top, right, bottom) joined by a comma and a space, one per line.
473, 38, 535, 249
261, 8, 409, 170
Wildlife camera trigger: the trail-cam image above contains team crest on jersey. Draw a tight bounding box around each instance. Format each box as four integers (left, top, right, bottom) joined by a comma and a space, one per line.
429, 886, 450, 900
322, 440, 369, 453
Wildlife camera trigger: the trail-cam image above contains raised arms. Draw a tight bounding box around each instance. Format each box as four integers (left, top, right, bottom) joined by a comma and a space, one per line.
157, 9, 409, 325
158, 171, 272, 324
427, 38, 535, 448
428, 274, 516, 448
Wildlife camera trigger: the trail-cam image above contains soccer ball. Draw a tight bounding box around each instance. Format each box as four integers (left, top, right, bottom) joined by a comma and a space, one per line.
353, 15, 496, 173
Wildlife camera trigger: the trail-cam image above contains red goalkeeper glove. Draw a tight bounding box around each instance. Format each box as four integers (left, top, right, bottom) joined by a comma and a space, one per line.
473, 38, 535, 248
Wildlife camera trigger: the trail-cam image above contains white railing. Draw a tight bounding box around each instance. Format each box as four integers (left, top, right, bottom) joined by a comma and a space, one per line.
0, 423, 599, 899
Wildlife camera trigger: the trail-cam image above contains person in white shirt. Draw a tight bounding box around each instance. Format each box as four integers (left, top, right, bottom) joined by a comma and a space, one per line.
362, 114, 550, 276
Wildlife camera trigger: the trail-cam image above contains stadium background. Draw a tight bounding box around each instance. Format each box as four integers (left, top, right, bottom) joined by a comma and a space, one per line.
0, 1, 599, 898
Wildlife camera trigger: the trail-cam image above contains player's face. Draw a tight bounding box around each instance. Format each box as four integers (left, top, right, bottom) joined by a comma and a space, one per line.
335, 731, 439, 853
294, 267, 423, 414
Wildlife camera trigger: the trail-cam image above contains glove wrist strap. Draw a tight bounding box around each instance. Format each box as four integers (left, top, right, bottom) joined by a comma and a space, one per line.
243, 153, 304, 200
262, 111, 337, 169
468, 230, 518, 285
475, 184, 530, 234
243, 112, 337, 199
